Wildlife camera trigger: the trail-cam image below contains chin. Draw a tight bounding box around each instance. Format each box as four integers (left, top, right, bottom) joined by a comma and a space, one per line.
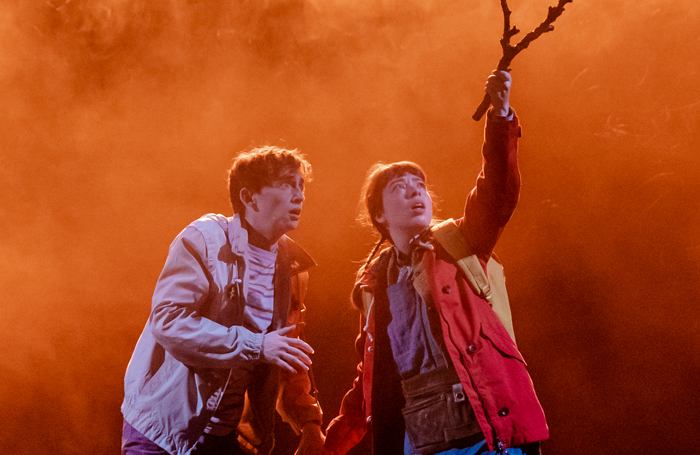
414, 218, 432, 230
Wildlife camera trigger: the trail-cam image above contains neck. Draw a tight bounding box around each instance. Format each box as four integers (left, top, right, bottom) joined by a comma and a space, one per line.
242, 217, 279, 251
389, 231, 415, 256
389, 226, 430, 255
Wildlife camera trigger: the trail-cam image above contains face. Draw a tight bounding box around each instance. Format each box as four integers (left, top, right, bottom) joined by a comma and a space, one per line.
376, 173, 433, 241
245, 169, 305, 242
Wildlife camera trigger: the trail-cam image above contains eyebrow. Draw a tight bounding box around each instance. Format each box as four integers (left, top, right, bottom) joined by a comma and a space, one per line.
275, 174, 304, 186
388, 176, 423, 188
387, 179, 403, 190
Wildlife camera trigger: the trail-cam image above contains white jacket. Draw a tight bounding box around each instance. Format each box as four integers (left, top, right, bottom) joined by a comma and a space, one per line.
122, 214, 321, 455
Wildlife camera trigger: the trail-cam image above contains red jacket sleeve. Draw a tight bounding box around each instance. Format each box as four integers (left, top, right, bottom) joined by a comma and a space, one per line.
323, 324, 369, 455
277, 273, 324, 433
459, 110, 522, 258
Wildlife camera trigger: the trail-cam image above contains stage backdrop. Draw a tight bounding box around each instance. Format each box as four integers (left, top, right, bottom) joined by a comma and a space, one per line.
1, 1, 698, 454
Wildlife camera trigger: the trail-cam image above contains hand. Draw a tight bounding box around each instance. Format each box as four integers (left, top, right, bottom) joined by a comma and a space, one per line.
294, 423, 326, 455
261, 325, 313, 374
485, 70, 512, 117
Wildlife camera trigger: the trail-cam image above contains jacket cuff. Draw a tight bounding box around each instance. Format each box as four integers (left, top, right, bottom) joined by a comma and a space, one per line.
485, 107, 521, 139
282, 402, 323, 434
324, 416, 367, 455
488, 106, 515, 122
248, 332, 264, 361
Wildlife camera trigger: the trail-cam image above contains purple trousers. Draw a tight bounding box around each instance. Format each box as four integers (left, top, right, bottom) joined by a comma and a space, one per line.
121, 420, 246, 455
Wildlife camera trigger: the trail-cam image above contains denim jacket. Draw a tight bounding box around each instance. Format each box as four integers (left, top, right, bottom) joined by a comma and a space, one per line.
122, 213, 321, 455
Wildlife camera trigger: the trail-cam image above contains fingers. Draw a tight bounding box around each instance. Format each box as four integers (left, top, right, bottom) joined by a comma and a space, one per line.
296, 424, 326, 455
276, 324, 297, 336
485, 71, 511, 94
270, 325, 314, 354
282, 342, 313, 367
286, 336, 314, 354
492, 69, 512, 83
273, 351, 311, 374
485, 69, 512, 117
261, 325, 315, 374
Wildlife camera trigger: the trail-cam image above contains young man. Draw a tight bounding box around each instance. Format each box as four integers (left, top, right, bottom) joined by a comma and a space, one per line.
121, 146, 324, 455
318, 72, 549, 455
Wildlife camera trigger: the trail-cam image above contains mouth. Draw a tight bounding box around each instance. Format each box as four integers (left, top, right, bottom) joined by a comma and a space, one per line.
411, 202, 425, 211
289, 208, 302, 218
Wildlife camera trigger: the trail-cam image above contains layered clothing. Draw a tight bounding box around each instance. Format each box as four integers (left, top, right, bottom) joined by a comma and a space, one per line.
325, 112, 548, 455
122, 213, 322, 455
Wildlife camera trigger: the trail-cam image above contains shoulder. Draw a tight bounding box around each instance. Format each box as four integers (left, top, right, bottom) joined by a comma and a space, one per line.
431, 218, 471, 258
359, 246, 394, 285
350, 247, 393, 309
188, 213, 229, 235
185, 213, 232, 246
170, 213, 229, 257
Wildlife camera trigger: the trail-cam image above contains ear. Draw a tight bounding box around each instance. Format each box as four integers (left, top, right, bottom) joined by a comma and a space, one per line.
374, 212, 386, 225
240, 188, 257, 212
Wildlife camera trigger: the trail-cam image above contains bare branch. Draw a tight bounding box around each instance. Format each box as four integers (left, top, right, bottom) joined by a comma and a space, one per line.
473, 0, 574, 120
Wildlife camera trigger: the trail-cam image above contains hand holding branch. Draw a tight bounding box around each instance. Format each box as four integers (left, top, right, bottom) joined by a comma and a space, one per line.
473, 0, 574, 121
485, 70, 512, 117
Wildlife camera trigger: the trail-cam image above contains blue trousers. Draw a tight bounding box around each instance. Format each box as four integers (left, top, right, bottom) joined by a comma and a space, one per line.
404, 433, 538, 455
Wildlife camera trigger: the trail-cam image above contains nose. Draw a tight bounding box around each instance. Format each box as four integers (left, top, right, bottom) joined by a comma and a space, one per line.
406, 182, 422, 199
292, 187, 305, 203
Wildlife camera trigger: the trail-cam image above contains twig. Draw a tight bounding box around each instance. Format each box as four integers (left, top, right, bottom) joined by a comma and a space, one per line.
472, 0, 574, 121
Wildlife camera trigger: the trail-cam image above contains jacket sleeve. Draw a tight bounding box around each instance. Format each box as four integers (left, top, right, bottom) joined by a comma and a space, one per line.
460, 109, 522, 257
149, 225, 263, 369
277, 368, 323, 434
324, 322, 369, 455
277, 273, 324, 434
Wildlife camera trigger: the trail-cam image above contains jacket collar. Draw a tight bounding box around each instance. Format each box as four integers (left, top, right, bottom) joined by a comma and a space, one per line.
227, 213, 316, 274
227, 213, 250, 257
276, 234, 316, 274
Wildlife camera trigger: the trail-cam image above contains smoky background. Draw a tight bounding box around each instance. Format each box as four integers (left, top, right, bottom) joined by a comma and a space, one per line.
1, 0, 698, 454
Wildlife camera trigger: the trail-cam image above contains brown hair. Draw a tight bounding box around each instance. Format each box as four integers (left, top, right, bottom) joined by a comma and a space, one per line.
357, 161, 436, 270
228, 146, 312, 215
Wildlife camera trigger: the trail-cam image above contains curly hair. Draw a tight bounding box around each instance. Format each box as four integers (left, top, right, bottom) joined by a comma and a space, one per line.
228, 146, 312, 215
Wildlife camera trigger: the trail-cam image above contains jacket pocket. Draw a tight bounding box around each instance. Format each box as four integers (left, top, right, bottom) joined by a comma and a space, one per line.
401, 385, 481, 455
402, 393, 451, 452
479, 325, 526, 365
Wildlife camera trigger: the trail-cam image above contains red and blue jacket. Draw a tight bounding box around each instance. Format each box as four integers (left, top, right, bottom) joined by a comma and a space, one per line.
324, 111, 549, 455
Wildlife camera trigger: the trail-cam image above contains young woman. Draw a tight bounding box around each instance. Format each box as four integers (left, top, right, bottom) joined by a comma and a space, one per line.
318, 72, 549, 455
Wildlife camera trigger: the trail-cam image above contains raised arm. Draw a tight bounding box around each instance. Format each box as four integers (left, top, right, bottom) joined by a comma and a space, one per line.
460, 70, 522, 257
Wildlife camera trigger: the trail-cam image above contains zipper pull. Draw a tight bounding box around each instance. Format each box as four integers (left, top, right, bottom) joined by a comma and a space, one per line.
496, 440, 509, 455
229, 277, 243, 302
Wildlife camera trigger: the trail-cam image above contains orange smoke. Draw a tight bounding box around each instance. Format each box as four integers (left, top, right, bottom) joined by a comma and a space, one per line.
0, 0, 698, 454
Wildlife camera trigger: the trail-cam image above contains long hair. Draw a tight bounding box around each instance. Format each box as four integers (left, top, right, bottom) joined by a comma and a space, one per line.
357, 161, 436, 272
